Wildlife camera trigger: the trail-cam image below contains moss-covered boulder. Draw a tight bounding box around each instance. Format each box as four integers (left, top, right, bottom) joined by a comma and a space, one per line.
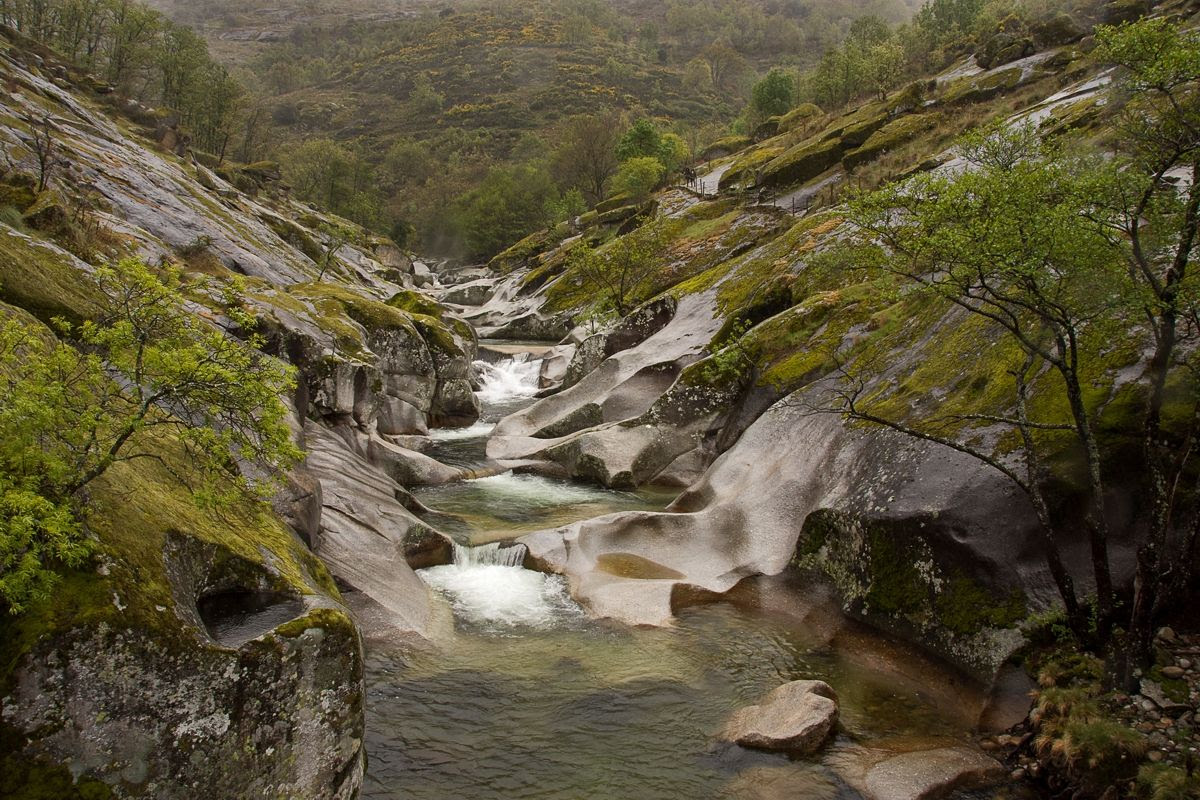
0, 435, 364, 799
719, 145, 786, 191
843, 113, 939, 171
759, 137, 843, 189
942, 67, 1024, 105
776, 103, 823, 133
700, 135, 753, 161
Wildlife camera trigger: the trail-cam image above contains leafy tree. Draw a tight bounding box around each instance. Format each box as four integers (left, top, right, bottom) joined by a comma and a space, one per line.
616, 118, 662, 163
845, 125, 1124, 639
409, 72, 444, 116
0, 259, 300, 613
845, 111, 1200, 681
454, 163, 558, 258
551, 112, 623, 204
864, 40, 906, 100
751, 68, 797, 120
568, 219, 668, 316
612, 156, 666, 200
1092, 18, 1200, 679
657, 133, 691, 175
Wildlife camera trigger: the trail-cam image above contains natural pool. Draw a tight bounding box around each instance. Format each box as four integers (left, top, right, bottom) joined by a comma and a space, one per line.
361, 348, 1019, 800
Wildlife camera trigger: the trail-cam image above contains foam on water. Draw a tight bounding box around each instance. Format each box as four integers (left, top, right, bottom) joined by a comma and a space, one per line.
465, 471, 635, 507
418, 543, 581, 628
475, 354, 541, 405
429, 421, 496, 441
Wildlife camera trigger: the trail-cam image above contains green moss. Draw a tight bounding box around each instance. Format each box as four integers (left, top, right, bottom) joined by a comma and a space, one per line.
942, 67, 1023, 105
386, 288, 445, 319
0, 226, 103, 325
718, 145, 785, 190
263, 216, 323, 263
843, 113, 939, 170
760, 136, 843, 189
290, 282, 414, 333
702, 134, 752, 157
865, 527, 928, 617
777, 103, 823, 132
275, 607, 355, 639
937, 575, 1027, 635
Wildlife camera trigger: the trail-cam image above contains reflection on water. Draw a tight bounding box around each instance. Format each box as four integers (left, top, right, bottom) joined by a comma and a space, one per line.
365, 344, 1009, 800
414, 471, 678, 543
363, 603, 971, 800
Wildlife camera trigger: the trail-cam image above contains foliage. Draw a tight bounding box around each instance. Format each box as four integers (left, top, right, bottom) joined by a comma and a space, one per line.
550, 111, 624, 204
612, 156, 666, 200
568, 218, 668, 316
751, 68, 796, 120
0, 259, 300, 613
453, 163, 561, 258
278, 139, 384, 229
0, 0, 247, 155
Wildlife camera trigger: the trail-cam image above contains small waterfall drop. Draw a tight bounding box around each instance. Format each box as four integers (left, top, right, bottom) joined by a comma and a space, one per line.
451, 541, 527, 567
418, 541, 580, 628
475, 354, 541, 404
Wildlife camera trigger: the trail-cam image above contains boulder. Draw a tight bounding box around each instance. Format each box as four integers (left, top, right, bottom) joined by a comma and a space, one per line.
366, 433, 460, 486
842, 746, 1004, 800
721, 680, 839, 754
441, 278, 496, 306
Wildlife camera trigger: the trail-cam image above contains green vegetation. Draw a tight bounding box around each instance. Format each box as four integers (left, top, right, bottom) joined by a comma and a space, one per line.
566, 218, 668, 316
837, 15, 1200, 683
0, 259, 299, 613
0, 0, 243, 155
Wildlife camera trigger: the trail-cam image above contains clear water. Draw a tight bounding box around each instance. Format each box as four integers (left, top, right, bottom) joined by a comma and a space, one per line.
364, 346, 1012, 800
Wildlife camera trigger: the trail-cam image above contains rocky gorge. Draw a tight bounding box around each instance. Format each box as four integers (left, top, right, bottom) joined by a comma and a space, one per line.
1, 1, 1199, 799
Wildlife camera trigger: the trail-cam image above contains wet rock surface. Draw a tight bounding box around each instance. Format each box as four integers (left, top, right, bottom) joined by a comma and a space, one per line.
721, 680, 840, 754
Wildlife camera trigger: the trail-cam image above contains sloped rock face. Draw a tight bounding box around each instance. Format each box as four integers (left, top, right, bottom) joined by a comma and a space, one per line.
488, 292, 732, 487
522, 390, 1065, 682
721, 680, 839, 754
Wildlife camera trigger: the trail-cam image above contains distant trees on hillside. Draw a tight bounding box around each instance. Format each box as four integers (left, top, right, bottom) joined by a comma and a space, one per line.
0, 0, 244, 155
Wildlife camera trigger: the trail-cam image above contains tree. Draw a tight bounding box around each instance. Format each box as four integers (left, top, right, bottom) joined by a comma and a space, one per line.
612, 156, 666, 199
617, 118, 662, 162
751, 68, 796, 120
0, 258, 300, 613
27, 115, 57, 193
844, 125, 1126, 641
454, 163, 558, 258
699, 40, 748, 93
569, 219, 668, 316
551, 112, 623, 204
863, 40, 905, 100
1092, 18, 1200, 679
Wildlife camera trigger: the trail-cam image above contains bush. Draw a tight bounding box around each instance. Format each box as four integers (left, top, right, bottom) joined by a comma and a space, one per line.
612, 156, 666, 199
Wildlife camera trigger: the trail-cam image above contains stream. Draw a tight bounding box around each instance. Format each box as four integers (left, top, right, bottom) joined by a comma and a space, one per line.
361, 344, 1021, 800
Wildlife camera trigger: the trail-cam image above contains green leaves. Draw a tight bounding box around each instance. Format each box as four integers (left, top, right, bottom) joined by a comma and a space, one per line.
0, 258, 301, 612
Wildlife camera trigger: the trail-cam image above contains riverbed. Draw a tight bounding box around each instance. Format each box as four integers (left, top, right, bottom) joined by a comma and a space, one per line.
360, 346, 1020, 800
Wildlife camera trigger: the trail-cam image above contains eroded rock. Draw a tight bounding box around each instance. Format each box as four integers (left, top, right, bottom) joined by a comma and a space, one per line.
721, 680, 839, 754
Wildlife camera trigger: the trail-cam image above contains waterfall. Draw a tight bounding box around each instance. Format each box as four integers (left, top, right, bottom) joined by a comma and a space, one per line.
451, 541, 528, 568
475, 354, 541, 404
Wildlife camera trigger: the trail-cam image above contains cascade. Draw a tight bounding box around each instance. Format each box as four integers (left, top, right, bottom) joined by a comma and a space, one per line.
450, 541, 528, 568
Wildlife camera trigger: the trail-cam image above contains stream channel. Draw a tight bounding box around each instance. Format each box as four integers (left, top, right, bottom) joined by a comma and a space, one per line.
360, 343, 1023, 800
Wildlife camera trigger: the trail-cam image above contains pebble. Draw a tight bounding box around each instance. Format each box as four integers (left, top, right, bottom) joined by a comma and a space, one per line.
1163, 666, 1185, 679
1158, 627, 1178, 643
1010, 768, 1026, 780
1180, 658, 1193, 669
1148, 750, 1164, 763
1141, 699, 1158, 712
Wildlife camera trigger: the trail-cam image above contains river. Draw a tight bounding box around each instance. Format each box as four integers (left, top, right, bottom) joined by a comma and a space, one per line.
359, 344, 1022, 800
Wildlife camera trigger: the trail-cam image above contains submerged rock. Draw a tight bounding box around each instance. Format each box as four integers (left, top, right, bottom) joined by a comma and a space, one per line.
721, 680, 839, 754
839, 744, 1004, 800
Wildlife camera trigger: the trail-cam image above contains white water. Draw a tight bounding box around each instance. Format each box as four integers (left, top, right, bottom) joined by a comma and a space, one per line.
429, 421, 495, 441
463, 471, 635, 507
474, 354, 541, 405
418, 542, 581, 628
